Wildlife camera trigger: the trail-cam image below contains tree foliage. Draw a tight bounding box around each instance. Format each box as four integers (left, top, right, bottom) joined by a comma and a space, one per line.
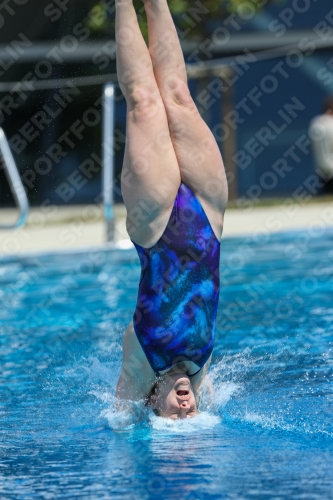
140, 0, 284, 38
86, 0, 286, 40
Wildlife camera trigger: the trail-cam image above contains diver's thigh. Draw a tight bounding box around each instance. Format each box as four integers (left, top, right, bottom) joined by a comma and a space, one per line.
121, 105, 181, 247
167, 100, 226, 208
165, 101, 227, 239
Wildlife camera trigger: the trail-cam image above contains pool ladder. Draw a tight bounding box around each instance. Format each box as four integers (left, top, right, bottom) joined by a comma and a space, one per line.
0, 83, 115, 240
103, 83, 115, 243
0, 127, 29, 229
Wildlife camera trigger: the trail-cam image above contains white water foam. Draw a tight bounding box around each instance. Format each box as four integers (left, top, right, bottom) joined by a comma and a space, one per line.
149, 411, 221, 433
101, 402, 147, 431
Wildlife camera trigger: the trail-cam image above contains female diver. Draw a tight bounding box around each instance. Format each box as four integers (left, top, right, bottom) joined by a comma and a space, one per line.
116, 0, 228, 419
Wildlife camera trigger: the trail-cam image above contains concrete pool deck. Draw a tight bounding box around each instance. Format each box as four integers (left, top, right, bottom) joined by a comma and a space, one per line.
1, 197, 333, 255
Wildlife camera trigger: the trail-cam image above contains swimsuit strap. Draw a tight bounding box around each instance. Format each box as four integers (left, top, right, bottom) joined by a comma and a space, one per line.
154, 366, 202, 378
188, 368, 203, 378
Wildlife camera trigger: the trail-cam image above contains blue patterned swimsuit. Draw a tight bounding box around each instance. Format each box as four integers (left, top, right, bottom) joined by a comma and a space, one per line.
132, 183, 220, 376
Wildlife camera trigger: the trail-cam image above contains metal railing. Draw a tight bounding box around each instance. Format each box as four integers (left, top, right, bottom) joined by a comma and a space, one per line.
0, 128, 29, 229
102, 83, 116, 243
0, 83, 116, 239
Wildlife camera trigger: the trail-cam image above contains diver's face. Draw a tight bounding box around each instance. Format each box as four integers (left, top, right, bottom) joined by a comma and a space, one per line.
151, 374, 198, 419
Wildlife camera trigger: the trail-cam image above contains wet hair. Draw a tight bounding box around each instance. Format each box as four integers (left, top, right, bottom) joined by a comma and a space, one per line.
145, 380, 158, 406
145, 382, 162, 416
323, 96, 333, 114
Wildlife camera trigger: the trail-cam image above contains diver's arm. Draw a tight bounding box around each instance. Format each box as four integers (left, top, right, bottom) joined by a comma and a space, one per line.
116, 321, 156, 408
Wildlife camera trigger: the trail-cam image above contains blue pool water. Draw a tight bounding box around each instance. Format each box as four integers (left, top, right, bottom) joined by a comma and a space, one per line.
1, 228, 333, 499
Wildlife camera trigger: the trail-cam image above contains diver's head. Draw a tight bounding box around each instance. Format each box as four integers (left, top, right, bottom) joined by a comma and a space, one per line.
148, 367, 198, 419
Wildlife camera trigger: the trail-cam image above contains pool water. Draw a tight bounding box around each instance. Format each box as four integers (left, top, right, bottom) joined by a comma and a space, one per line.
1, 229, 333, 499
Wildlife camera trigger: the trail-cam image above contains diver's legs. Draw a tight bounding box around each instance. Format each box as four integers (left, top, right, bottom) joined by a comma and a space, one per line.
144, 0, 228, 238
116, 0, 180, 247
144, 0, 187, 92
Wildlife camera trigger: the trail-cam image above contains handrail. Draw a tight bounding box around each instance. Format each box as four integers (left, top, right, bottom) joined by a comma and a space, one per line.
0, 128, 29, 229
102, 83, 115, 243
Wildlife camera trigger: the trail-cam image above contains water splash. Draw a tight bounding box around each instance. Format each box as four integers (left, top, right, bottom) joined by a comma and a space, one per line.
149, 411, 221, 433
87, 354, 240, 432
79, 340, 333, 441
101, 400, 147, 431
